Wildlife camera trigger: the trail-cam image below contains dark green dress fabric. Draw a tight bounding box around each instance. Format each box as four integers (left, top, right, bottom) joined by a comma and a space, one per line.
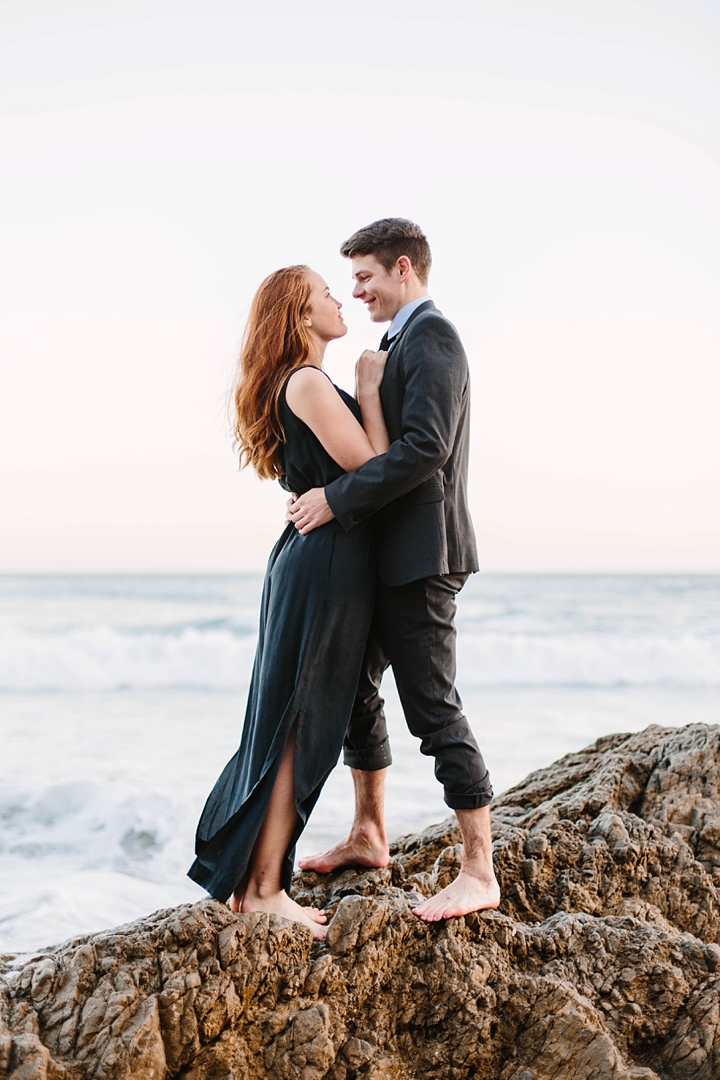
188, 369, 375, 901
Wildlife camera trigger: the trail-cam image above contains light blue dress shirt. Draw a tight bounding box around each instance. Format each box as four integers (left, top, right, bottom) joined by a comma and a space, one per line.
386, 295, 432, 342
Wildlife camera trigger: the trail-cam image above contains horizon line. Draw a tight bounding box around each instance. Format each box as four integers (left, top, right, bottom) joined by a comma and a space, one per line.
1, 568, 719, 577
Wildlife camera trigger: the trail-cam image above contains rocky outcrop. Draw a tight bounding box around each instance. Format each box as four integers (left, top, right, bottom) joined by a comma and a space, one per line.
2, 722, 720, 1080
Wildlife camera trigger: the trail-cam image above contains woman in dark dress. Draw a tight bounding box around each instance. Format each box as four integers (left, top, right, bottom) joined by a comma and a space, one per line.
188, 265, 389, 939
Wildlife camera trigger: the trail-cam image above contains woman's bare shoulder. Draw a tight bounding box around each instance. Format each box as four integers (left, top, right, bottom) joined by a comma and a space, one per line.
284, 365, 333, 404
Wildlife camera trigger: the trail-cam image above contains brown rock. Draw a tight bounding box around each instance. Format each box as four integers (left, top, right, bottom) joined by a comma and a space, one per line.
2, 723, 720, 1079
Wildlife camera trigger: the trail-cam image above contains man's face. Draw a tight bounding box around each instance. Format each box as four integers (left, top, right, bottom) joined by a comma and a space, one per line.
350, 254, 404, 323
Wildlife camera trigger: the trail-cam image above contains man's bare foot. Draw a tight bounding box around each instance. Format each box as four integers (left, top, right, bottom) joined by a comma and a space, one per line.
240, 888, 328, 940
412, 869, 501, 922
298, 827, 390, 874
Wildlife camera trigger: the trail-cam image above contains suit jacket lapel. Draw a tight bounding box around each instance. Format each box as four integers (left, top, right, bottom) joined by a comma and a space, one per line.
385, 299, 436, 356
379, 301, 436, 420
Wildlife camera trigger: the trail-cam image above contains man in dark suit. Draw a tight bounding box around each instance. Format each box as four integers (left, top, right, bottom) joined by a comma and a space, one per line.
290, 219, 499, 919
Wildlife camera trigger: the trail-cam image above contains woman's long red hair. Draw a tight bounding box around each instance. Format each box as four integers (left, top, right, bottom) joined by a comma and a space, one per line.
233, 265, 313, 479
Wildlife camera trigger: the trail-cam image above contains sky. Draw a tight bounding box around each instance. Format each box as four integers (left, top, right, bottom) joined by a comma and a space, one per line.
1, 0, 719, 572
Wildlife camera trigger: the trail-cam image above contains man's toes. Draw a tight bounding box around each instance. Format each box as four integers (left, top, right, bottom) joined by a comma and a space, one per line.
298, 855, 321, 870
416, 908, 441, 922
299, 853, 337, 873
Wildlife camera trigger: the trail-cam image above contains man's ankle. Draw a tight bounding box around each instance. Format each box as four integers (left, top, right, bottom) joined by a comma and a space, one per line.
349, 822, 388, 845
460, 859, 497, 883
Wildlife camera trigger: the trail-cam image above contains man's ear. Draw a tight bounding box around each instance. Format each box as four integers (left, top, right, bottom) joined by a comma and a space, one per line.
396, 255, 412, 282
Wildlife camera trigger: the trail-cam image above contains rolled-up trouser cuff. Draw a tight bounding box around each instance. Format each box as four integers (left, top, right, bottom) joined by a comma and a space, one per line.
444, 772, 494, 811
343, 737, 393, 771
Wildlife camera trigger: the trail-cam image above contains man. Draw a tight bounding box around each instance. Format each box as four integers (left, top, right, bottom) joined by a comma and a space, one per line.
289, 218, 499, 920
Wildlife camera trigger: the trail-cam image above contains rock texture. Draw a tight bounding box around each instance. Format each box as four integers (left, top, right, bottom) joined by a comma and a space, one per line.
2, 723, 720, 1080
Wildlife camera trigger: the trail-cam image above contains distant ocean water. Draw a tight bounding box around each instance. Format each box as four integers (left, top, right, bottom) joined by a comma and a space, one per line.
1, 572, 718, 955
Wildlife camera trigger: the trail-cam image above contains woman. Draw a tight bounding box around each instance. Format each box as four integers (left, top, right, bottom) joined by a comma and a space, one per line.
188, 265, 388, 939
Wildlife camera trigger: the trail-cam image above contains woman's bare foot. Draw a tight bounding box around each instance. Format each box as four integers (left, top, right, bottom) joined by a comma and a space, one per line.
228, 875, 248, 912
231, 890, 326, 923
412, 869, 500, 922
240, 887, 328, 940
298, 826, 390, 874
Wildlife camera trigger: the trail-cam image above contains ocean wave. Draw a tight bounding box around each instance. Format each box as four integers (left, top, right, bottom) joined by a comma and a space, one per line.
2, 624, 720, 691
0, 626, 256, 691
0, 780, 203, 953
457, 633, 720, 688
0, 780, 191, 874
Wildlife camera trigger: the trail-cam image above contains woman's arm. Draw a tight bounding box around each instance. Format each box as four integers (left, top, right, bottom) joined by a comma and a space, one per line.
284, 362, 388, 472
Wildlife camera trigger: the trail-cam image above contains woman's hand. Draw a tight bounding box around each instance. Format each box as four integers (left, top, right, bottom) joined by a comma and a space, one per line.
354, 349, 391, 455
356, 349, 388, 397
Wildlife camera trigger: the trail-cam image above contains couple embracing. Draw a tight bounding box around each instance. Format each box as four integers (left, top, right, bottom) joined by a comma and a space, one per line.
188, 218, 500, 939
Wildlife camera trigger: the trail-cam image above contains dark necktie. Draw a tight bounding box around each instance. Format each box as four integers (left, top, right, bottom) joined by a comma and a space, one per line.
378, 331, 391, 351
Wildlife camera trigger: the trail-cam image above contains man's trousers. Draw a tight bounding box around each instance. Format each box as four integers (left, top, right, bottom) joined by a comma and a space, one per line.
342, 572, 493, 810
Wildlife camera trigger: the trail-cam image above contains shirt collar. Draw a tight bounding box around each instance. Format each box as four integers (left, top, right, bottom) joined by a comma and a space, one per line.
387, 295, 432, 341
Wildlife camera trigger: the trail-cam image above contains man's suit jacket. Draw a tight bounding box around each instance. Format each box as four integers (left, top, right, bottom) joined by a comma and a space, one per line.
325, 300, 479, 587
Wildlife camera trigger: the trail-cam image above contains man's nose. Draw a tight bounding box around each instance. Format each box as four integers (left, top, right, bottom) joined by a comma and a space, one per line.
352, 283, 363, 298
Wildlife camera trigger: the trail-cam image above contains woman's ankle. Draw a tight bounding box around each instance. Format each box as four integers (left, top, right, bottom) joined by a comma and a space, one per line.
242, 880, 283, 905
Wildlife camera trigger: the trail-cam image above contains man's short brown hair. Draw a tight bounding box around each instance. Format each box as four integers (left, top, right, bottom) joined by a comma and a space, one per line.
340, 218, 432, 285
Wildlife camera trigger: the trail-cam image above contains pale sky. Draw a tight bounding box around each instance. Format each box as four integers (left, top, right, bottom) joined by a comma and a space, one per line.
1, 0, 719, 571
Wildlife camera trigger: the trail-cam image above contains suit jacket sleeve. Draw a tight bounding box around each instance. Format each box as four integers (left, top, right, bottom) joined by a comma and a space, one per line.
325, 314, 467, 532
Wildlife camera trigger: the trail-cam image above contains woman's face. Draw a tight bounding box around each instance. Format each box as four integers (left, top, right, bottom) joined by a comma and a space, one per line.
305, 270, 347, 346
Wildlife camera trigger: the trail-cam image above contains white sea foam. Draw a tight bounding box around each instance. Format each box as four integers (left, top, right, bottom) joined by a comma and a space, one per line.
0, 778, 204, 953
2, 624, 719, 691
457, 633, 720, 688
0, 626, 256, 692
0, 780, 195, 881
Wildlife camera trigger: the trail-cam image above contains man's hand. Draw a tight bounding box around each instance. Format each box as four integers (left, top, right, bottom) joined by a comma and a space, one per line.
287, 487, 335, 534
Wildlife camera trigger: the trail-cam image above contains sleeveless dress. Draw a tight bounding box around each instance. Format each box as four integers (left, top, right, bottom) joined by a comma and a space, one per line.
188, 368, 375, 901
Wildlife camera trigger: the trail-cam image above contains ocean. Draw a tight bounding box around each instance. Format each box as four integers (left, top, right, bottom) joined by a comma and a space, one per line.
1, 572, 718, 956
